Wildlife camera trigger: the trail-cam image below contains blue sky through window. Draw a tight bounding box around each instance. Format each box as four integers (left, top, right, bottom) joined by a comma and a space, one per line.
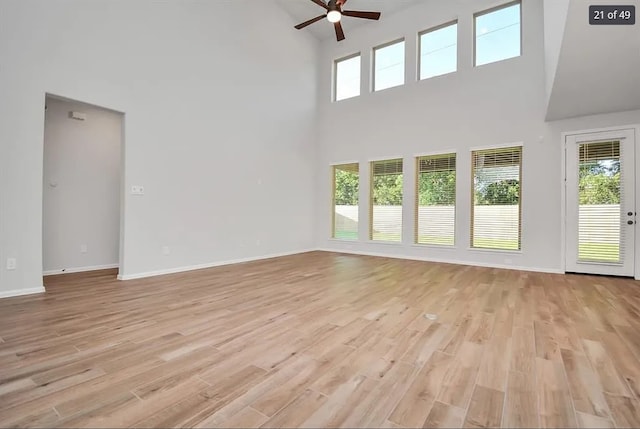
334, 2, 521, 99
374, 40, 405, 91
335, 54, 361, 101
420, 22, 457, 80
475, 2, 521, 66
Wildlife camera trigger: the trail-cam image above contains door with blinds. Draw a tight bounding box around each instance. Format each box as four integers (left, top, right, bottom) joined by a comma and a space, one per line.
565, 129, 636, 276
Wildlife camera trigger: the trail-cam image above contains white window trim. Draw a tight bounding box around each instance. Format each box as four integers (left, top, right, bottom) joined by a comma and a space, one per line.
369, 157, 404, 243
367, 240, 404, 246
414, 149, 458, 158
412, 243, 458, 250
467, 247, 523, 255
372, 38, 406, 93
368, 155, 405, 163
331, 162, 361, 241
418, 19, 459, 82
330, 160, 360, 166
473, 0, 523, 67
469, 141, 523, 152
414, 151, 458, 248
470, 144, 523, 252
333, 52, 361, 103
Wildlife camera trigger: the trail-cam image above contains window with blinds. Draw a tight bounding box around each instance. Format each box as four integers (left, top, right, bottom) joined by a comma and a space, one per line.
578, 141, 622, 263
332, 163, 359, 240
416, 153, 456, 245
370, 159, 403, 242
471, 147, 522, 250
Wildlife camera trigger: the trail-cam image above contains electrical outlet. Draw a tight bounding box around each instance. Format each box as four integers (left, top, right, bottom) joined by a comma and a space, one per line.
162, 246, 170, 255
80, 244, 88, 253
131, 185, 145, 195
504, 258, 513, 265
6, 258, 16, 270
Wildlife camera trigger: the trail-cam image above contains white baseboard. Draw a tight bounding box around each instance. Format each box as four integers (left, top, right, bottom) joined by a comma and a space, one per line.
117, 249, 316, 280
43, 263, 119, 276
317, 248, 564, 274
0, 286, 46, 299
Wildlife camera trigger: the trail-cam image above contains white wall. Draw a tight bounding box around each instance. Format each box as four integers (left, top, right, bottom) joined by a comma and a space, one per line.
314, 0, 639, 273
43, 97, 122, 274
315, 0, 557, 271
542, 0, 570, 107
0, 0, 318, 295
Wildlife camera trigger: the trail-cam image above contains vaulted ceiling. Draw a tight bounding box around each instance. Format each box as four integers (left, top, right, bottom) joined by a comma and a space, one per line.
546, 0, 640, 120
278, 0, 640, 121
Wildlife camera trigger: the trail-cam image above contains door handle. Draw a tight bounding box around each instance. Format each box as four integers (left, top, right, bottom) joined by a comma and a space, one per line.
628, 220, 635, 225
628, 211, 635, 216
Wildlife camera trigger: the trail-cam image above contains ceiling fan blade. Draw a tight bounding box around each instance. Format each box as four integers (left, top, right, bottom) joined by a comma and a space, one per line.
309, 0, 329, 10
342, 10, 381, 20
294, 15, 326, 29
334, 21, 345, 41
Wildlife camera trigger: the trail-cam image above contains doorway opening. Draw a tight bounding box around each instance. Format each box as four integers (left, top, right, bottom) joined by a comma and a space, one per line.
42, 94, 124, 285
564, 127, 636, 277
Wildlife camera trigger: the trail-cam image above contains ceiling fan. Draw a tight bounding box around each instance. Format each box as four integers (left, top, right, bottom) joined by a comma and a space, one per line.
294, 0, 381, 42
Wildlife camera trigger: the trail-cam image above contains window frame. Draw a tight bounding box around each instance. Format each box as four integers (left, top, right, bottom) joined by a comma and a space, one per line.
369, 157, 404, 243
414, 151, 457, 247
372, 38, 406, 92
473, 0, 522, 67
331, 162, 360, 240
418, 20, 459, 81
470, 144, 523, 252
333, 52, 361, 102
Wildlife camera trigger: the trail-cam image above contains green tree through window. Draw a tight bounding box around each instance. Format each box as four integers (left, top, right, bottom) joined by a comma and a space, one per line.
334, 169, 359, 205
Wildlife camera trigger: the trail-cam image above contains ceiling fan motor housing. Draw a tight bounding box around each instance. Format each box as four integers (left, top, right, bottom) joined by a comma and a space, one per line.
294, 0, 382, 42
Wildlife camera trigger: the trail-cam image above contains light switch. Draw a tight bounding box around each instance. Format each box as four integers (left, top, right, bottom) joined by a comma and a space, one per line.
6, 258, 16, 270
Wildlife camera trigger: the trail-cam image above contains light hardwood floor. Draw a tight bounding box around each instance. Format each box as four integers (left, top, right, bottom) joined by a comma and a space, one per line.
1, 251, 640, 428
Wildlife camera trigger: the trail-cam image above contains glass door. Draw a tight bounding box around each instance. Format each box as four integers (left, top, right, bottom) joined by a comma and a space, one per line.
565, 129, 635, 276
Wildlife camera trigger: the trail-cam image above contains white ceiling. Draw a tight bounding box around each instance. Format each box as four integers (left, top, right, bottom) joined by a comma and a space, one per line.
275, 0, 423, 40
546, 0, 640, 120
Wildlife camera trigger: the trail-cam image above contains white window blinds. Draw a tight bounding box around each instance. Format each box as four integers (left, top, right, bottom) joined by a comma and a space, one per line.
471, 147, 522, 250
416, 154, 456, 245
578, 141, 622, 263
370, 159, 403, 242
332, 163, 359, 239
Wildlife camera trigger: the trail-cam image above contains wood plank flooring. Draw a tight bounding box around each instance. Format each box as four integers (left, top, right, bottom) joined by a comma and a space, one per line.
1, 251, 640, 428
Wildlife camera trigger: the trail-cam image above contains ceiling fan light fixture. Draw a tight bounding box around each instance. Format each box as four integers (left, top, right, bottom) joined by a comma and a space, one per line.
294, 0, 381, 42
327, 10, 341, 23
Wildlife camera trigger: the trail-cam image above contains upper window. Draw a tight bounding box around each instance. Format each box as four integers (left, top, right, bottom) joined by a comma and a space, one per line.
373, 40, 405, 92
370, 159, 403, 242
416, 153, 456, 245
334, 54, 361, 101
471, 146, 522, 250
419, 22, 458, 80
332, 163, 359, 239
474, 1, 521, 66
